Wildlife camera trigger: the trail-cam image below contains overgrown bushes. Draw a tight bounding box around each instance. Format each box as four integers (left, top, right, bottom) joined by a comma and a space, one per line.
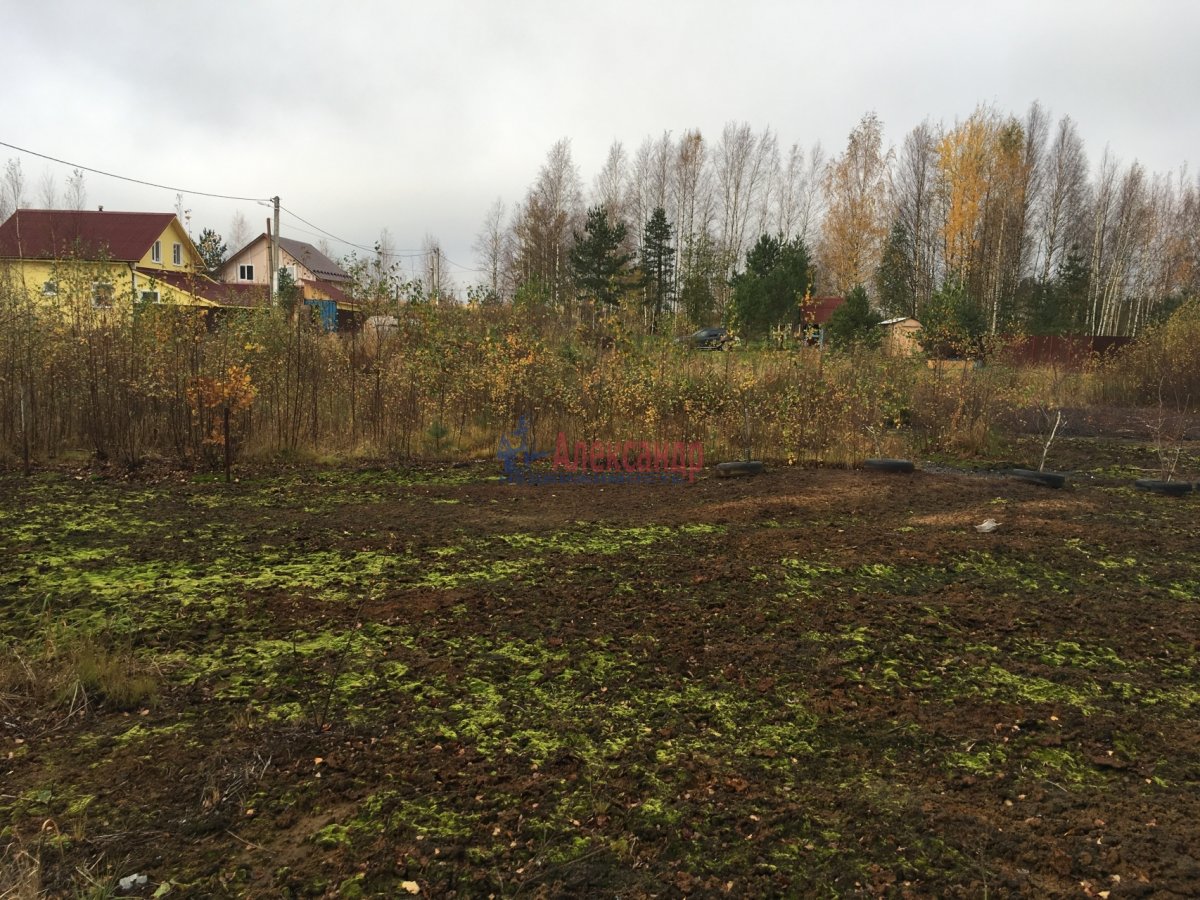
1091, 299, 1200, 413
1, 270, 1195, 470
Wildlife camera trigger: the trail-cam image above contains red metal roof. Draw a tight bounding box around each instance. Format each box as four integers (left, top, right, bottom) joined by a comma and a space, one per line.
135, 268, 269, 308
0, 209, 177, 262
806, 296, 845, 325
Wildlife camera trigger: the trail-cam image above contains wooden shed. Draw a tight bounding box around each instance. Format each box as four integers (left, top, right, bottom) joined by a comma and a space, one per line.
880, 317, 922, 356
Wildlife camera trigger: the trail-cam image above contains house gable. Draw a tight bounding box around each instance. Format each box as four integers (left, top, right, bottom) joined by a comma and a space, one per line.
136, 217, 203, 273
220, 233, 351, 283
221, 237, 271, 283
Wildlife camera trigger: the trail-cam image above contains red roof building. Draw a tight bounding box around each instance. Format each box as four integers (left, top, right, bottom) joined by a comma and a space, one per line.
0, 210, 180, 261
0, 209, 264, 310
805, 296, 846, 325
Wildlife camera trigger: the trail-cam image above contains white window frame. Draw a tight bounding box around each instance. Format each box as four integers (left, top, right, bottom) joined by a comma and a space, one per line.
172, 243, 182, 266
280, 264, 298, 281
91, 281, 115, 308
42, 279, 58, 296
151, 240, 161, 263
140, 289, 162, 304
238, 263, 255, 281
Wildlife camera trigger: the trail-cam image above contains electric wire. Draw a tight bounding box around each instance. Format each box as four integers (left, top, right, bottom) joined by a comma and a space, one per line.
1, 139, 472, 271
0, 139, 270, 203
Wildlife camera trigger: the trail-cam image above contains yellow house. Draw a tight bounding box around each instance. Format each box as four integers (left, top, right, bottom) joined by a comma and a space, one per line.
0, 209, 258, 310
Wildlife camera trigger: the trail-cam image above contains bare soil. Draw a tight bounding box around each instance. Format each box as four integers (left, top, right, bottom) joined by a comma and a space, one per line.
1, 454, 1198, 897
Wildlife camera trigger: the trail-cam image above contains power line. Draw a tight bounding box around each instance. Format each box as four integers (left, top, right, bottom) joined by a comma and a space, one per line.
274, 220, 352, 247
276, 218, 423, 257
278, 205, 433, 259
0, 139, 270, 203
278, 205, 377, 254
440, 252, 484, 274
1, 138, 474, 272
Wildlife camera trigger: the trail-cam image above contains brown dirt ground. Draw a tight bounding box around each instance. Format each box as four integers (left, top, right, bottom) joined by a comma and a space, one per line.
2, 458, 1199, 898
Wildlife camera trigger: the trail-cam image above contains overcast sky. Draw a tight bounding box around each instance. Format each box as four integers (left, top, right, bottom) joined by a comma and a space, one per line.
3, 0, 1197, 286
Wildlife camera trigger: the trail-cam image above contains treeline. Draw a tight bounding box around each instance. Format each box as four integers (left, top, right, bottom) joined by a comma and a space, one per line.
473, 105, 1199, 339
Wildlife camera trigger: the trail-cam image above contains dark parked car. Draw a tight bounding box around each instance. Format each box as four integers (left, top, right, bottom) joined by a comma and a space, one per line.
678, 327, 733, 350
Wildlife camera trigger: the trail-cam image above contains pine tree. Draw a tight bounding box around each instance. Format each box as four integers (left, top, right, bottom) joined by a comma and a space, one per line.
826, 284, 883, 350
569, 206, 632, 309
679, 232, 722, 326
641, 207, 676, 332
730, 234, 812, 339
919, 279, 986, 357
1024, 245, 1089, 335
195, 228, 227, 278
875, 221, 916, 318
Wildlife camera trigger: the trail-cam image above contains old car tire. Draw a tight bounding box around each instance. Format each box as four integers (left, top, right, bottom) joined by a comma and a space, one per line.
1134, 479, 1194, 496
864, 458, 915, 474
715, 461, 765, 477
1009, 468, 1068, 489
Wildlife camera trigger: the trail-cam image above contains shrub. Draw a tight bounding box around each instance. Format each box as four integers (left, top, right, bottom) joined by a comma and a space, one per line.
1093, 299, 1200, 412
908, 362, 1020, 456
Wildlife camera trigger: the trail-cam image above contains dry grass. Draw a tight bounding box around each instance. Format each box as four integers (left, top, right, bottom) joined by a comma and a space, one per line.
0, 634, 158, 724
0, 840, 42, 900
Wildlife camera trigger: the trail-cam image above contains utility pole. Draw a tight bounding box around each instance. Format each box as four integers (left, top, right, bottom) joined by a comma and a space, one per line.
433, 246, 441, 303
271, 195, 281, 305
266, 218, 274, 302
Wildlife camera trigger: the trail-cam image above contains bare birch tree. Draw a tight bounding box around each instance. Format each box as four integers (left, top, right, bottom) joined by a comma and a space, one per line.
65, 168, 87, 211
592, 141, 629, 228
229, 210, 250, 251
792, 142, 826, 246
671, 130, 715, 285
628, 132, 674, 252
509, 138, 583, 312
38, 170, 58, 209
773, 143, 802, 241
1088, 153, 1152, 334
473, 197, 508, 300
1108, 163, 1153, 334
1156, 168, 1200, 302
715, 123, 777, 308
1086, 148, 1119, 334
976, 110, 1042, 332
1035, 115, 1089, 282
672, 130, 710, 246
750, 129, 780, 242
893, 121, 941, 310
1, 159, 25, 222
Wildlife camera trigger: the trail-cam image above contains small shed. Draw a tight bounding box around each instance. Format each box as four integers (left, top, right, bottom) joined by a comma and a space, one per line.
804, 296, 846, 348
880, 316, 922, 356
